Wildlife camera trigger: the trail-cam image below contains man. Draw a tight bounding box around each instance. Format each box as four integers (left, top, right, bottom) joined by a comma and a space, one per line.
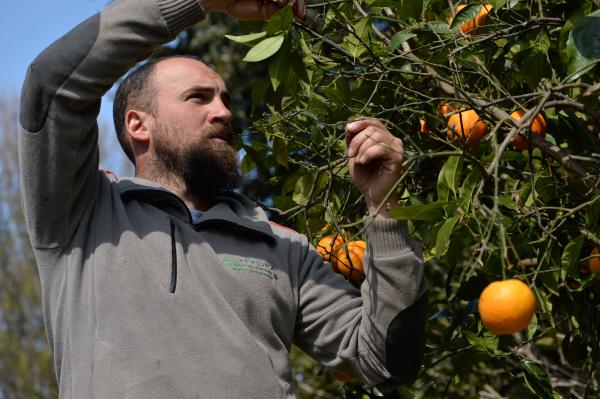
18, 0, 428, 397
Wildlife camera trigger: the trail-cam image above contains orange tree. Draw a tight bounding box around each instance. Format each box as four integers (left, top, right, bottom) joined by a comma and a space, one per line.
226, 0, 600, 397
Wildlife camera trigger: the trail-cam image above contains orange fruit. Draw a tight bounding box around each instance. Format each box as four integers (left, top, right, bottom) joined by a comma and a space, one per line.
333, 240, 367, 283
510, 109, 547, 151
316, 235, 344, 263
438, 102, 455, 116
419, 118, 430, 135
449, 4, 492, 33
447, 109, 488, 148
589, 248, 600, 279
478, 279, 536, 335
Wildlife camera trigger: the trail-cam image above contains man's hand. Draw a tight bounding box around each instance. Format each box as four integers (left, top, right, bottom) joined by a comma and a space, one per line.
345, 119, 403, 218
202, 0, 304, 20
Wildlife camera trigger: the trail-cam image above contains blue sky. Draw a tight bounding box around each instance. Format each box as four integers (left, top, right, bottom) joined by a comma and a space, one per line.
0, 0, 131, 174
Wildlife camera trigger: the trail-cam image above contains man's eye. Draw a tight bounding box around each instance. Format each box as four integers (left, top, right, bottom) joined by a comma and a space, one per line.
189, 93, 210, 102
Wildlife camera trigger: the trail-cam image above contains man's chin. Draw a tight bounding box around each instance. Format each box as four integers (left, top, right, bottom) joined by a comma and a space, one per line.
181, 146, 241, 194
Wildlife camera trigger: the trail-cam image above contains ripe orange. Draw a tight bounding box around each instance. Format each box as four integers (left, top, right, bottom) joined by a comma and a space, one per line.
449, 4, 492, 33
333, 240, 367, 283
438, 102, 455, 116
447, 109, 488, 148
589, 248, 600, 279
419, 118, 430, 135
478, 279, 536, 335
316, 235, 344, 263
510, 109, 547, 151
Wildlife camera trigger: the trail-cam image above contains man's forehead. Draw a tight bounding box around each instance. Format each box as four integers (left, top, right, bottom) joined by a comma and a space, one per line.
153, 58, 226, 91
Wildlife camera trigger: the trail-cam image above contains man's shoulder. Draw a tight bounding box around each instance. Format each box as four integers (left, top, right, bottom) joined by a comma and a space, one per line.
268, 221, 298, 235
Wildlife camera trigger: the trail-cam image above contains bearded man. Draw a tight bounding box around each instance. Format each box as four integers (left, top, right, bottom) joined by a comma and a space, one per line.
18, 0, 428, 397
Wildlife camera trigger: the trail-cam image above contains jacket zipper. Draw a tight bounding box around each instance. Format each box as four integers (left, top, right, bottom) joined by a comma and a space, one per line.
169, 218, 177, 294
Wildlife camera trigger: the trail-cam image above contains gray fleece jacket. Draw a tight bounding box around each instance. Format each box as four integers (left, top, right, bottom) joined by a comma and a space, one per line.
18, 0, 428, 397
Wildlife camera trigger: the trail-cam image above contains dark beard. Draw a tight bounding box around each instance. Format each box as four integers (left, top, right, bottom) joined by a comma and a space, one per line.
154, 123, 242, 199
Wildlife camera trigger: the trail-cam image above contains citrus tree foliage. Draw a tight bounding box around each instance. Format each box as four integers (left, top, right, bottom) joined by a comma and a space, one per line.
0, 96, 57, 398
226, 0, 600, 397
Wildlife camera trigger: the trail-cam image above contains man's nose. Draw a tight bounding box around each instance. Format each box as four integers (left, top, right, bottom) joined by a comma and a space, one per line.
208, 97, 232, 125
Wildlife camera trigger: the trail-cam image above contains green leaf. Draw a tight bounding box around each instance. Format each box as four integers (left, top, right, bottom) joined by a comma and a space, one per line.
390, 31, 416, 50
496, 196, 517, 210
266, 6, 294, 35
487, 0, 506, 8
449, 4, 481, 31
225, 31, 267, 45
290, 51, 310, 83
282, 171, 303, 195
272, 136, 288, 169
292, 174, 313, 205
561, 236, 584, 280
535, 176, 559, 203
437, 176, 450, 202
241, 143, 268, 173
243, 35, 285, 62
268, 38, 291, 91
321, 86, 347, 106
522, 359, 556, 399
240, 152, 256, 175
389, 201, 449, 222
518, 51, 548, 89
458, 168, 481, 211
427, 21, 452, 34
540, 270, 559, 296
566, 11, 600, 80
343, 17, 371, 58
437, 156, 462, 201
464, 331, 499, 353
527, 313, 538, 341
435, 216, 459, 258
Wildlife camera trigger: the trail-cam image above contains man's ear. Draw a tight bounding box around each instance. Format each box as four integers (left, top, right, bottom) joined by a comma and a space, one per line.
125, 109, 152, 145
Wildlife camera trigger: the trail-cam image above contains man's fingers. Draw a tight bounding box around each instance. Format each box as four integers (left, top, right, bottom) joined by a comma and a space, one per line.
345, 118, 387, 136
347, 126, 376, 158
345, 119, 391, 151
355, 137, 403, 164
347, 128, 402, 160
355, 144, 389, 165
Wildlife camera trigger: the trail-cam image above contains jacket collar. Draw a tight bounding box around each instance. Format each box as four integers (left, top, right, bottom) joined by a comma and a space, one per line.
115, 177, 275, 244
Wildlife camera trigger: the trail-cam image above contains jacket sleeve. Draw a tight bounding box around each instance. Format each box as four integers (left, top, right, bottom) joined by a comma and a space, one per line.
18, 0, 205, 249
293, 218, 428, 386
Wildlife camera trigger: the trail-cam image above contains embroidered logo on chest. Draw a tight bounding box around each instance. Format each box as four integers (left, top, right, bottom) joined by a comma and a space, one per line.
222, 257, 277, 280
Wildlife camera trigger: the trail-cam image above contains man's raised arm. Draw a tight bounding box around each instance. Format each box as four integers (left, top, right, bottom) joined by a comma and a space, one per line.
18, 0, 206, 249
18, 0, 296, 250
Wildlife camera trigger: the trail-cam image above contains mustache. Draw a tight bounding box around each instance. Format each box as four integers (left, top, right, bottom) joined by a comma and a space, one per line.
206, 124, 234, 145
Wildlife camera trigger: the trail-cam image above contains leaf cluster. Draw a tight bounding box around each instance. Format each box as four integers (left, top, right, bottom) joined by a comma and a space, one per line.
233, 0, 600, 397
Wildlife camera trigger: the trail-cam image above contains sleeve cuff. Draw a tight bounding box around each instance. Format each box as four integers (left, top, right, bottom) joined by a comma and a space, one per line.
364, 217, 412, 258
158, 0, 205, 35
